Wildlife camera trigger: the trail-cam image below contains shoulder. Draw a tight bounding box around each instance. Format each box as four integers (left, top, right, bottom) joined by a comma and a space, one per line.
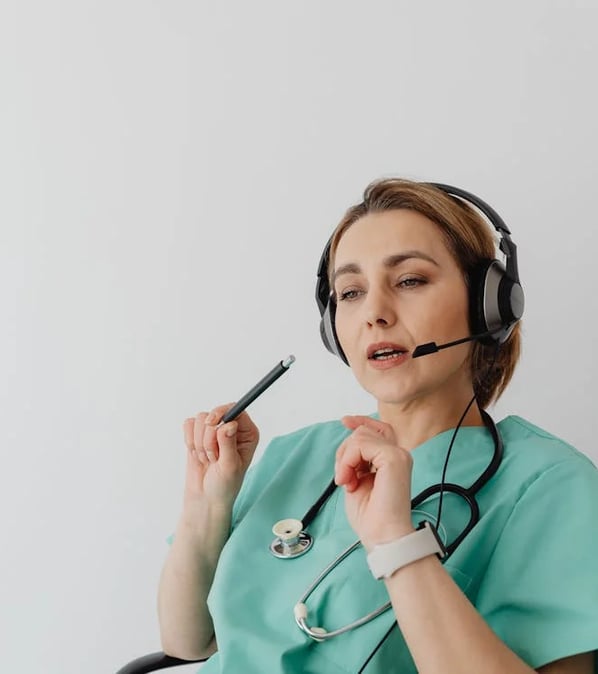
477, 417, 598, 669
498, 414, 597, 482
481, 414, 598, 522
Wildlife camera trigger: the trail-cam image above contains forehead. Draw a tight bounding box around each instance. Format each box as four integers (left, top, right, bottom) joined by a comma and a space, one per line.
334, 209, 453, 266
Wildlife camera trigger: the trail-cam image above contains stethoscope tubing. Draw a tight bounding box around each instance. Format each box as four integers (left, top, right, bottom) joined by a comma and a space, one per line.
294, 540, 392, 640
280, 411, 504, 641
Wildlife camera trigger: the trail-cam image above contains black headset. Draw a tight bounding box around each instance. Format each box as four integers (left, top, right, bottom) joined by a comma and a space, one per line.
315, 182, 525, 364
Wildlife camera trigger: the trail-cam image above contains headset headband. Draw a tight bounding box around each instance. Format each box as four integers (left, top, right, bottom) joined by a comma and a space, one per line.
429, 183, 521, 284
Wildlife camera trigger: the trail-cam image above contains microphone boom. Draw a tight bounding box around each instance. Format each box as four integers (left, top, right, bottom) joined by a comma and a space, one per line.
412, 330, 500, 359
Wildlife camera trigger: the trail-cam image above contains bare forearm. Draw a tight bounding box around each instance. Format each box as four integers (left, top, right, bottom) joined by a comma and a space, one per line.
385, 555, 535, 674
157, 504, 232, 659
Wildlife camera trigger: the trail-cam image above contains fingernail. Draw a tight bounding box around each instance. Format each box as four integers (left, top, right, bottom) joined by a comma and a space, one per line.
225, 423, 237, 438
206, 450, 216, 461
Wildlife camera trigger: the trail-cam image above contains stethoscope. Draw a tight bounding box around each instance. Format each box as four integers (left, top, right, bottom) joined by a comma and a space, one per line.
269, 409, 503, 642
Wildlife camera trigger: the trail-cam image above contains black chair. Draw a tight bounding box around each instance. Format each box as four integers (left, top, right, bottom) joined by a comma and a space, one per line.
116, 651, 207, 673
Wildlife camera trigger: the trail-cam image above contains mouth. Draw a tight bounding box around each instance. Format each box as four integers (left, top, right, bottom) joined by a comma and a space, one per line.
366, 342, 410, 362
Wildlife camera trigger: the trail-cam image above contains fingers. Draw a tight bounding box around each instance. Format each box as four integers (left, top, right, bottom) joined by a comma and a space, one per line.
335, 435, 373, 491
182, 411, 219, 463
203, 402, 236, 427
183, 403, 244, 465
202, 403, 237, 462
183, 416, 196, 452
335, 424, 410, 491
205, 405, 256, 444
341, 415, 393, 438
183, 415, 206, 464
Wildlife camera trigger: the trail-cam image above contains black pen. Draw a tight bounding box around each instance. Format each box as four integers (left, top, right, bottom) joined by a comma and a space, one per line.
221, 355, 296, 424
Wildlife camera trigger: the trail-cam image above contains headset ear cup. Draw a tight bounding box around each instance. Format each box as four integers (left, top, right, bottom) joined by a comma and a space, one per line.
319, 299, 348, 364
468, 260, 494, 339
498, 276, 525, 329
316, 239, 349, 365
470, 259, 524, 345
319, 301, 334, 353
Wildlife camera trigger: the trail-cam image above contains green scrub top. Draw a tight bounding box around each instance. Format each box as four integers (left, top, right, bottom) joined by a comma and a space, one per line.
177, 415, 598, 673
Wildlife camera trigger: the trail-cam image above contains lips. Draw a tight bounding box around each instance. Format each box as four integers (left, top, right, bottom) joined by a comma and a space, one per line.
366, 342, 409, 360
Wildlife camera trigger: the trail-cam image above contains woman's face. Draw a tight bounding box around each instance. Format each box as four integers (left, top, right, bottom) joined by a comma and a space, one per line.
333, 209, 473, 407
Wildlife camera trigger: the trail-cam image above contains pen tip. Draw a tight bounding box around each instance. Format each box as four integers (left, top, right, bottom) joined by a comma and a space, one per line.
282, 355, 296, 368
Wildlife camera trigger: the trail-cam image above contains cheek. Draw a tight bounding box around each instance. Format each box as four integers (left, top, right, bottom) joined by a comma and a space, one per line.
442, 307, 469, 338
335, 311, 368, 371
427, 286, 470, 338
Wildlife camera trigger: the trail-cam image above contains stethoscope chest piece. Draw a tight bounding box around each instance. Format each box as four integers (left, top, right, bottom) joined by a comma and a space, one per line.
270, 518, 313, 559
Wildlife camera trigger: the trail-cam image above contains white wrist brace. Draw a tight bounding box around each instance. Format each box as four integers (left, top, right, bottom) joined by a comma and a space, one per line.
366, 521, 446, 580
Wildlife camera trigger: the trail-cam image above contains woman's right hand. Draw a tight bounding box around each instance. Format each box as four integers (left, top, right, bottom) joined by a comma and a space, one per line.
182, 404, 260, 512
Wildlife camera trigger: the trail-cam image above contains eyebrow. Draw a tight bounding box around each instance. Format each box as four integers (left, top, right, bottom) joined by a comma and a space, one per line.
332, 250, 439, 286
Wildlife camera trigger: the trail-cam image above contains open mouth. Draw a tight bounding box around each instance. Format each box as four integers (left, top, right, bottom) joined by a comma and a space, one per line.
368, 346, 408, 361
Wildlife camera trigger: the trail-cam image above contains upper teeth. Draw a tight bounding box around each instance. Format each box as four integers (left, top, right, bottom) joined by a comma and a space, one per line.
372, 348, 404, 359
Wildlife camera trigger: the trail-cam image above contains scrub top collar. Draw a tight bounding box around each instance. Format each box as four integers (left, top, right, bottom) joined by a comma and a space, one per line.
408, 419, 500, 499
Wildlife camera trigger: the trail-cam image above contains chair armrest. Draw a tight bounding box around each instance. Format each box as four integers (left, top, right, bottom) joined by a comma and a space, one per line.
115, 650, 208, 673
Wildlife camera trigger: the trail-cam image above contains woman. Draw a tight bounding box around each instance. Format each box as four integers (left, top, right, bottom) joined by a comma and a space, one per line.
158, 179, 598, 673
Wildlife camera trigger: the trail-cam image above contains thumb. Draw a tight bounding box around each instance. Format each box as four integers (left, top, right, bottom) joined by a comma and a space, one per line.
215, 421, 240, 469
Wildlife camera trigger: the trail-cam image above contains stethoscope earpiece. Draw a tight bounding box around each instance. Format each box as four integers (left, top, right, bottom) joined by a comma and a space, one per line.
270, 518, 313, 559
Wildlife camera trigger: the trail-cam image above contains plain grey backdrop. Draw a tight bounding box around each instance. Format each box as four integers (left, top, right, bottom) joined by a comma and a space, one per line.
2, 2, 597, 672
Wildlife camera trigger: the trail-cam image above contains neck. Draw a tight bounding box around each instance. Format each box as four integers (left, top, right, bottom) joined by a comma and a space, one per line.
377, 385, 484, 450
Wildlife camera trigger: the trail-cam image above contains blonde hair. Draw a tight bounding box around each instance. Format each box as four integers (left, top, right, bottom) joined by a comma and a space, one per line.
327, 178, 521, 409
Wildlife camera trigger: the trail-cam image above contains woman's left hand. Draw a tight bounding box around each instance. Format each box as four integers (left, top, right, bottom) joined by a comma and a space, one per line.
335, 415, 415, 551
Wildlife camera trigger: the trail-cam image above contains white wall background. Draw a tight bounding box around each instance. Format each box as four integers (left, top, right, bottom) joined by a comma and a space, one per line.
2, 2, 597, 672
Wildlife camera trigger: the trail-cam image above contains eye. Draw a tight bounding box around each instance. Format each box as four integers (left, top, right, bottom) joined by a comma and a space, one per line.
397, 276, 427, 289
336, 287, 363, 302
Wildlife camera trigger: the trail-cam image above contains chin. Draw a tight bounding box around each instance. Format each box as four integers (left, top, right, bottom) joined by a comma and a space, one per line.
363, 366, 471, 409
353, 364, 442, 407
373, 389, 419, 407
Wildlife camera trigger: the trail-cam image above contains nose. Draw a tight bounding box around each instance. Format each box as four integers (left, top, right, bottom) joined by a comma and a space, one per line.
364, 286, 397, 328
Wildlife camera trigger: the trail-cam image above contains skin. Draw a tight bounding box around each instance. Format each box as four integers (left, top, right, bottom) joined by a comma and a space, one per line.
157, 407, 259, 659
159, 207, 593, 671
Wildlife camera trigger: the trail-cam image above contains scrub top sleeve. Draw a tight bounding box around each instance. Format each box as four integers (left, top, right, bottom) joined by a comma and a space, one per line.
476, 456, 598, 671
